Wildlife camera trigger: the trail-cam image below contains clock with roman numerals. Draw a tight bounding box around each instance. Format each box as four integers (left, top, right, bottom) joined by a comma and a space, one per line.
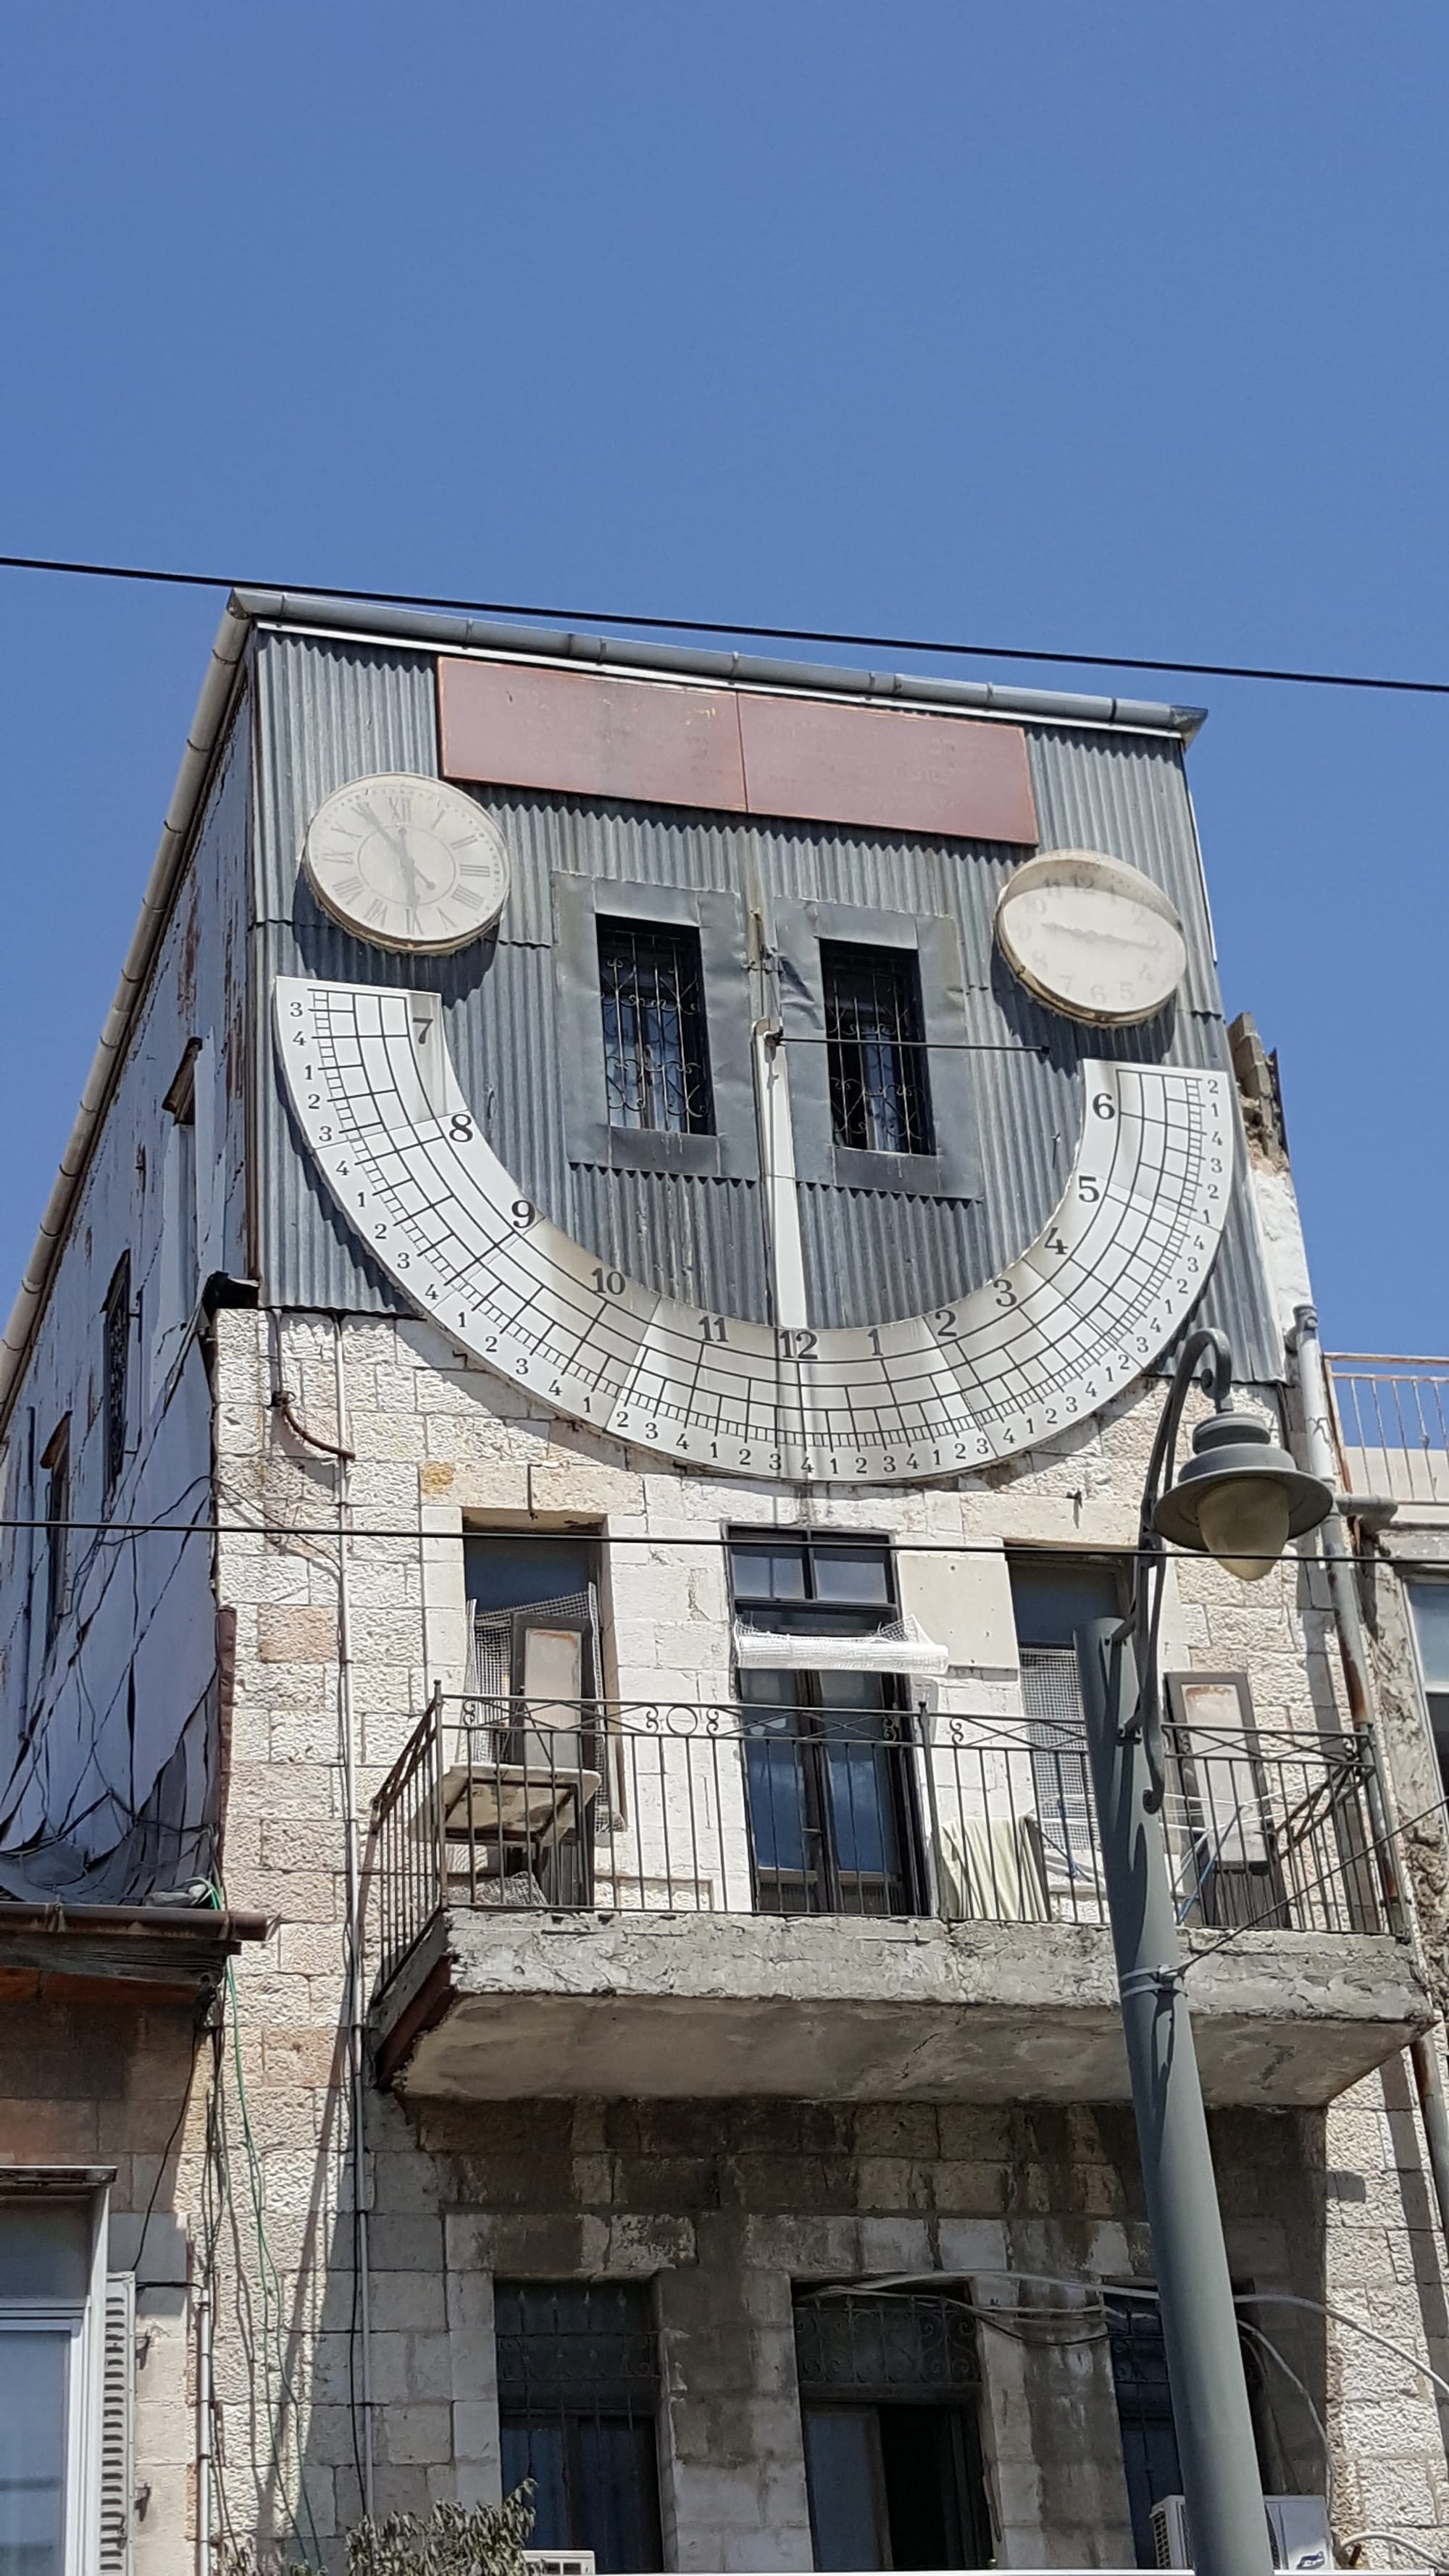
303, 773, 510, 953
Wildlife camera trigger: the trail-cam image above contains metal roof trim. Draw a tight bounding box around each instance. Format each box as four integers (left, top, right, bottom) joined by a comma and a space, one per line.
231, 587, 1210, 741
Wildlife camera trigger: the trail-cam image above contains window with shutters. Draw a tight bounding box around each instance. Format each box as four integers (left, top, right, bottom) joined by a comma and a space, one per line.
0, 2191, 121, 2576
99, 2275, 135, 2576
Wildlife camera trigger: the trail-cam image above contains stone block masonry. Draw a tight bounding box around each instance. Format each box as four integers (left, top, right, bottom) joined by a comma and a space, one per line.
36, 1300, 1443, 2575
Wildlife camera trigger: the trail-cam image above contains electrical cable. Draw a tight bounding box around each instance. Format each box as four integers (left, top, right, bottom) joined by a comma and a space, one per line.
823, 2267, 1449, 2425
1339, 2534, 1448, 2570
1234, 2317, 1334, 2519
5, 545, 1449, 699
0, 1510, 1440, 1571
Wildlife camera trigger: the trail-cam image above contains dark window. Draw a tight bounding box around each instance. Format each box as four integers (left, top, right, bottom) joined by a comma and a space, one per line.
598, 919, 714, 1136
462, 1534, 603, 1907
795, 2292, 993, 2570
41, 1420, 70, 1649
102, 1257, 130, 1503
1106, 2298, 1182, 2566
731, 1534, 896, 1636
1009, 1555, 1127, 1891
1106, 2294, 1271, 2567
731, 1536, 927, 1918
1408, 1584, 1449, 1795
822, 941, 932, 1157
496, 2282, 662, 2574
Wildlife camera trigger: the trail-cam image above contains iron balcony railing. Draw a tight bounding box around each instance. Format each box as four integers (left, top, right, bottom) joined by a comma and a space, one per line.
1327, 1352, 1449, 1508
370, 1695, 1388, 1996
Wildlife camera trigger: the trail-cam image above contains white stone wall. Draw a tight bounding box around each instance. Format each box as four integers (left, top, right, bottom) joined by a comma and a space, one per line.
146, 1303, 1449, 2567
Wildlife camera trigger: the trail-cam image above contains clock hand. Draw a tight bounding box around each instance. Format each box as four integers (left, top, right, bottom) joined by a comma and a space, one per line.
361, 800, 423, 907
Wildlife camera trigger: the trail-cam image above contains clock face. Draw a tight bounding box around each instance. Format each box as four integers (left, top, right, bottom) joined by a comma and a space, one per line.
303, 773, 510, 953
277, 975, 1233, 1485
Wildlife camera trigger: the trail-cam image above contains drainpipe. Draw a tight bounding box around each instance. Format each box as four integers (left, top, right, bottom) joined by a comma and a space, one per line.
1293, 1304, 1449, 2248
331, 1322, 375, 2520
197, 2277, 212, 2576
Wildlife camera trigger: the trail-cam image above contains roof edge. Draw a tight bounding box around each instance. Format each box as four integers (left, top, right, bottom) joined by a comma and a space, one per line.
234, 585, 1211, 739
0, 597, 251, 1436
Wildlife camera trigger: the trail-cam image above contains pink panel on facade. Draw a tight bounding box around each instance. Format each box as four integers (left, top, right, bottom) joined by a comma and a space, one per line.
438, 658, 748, 811
438, 654, 1038, 845
736, 691, 1038, 845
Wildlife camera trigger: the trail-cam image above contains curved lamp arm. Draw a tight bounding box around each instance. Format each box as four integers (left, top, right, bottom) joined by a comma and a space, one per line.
1131, 1326, 1235, 1803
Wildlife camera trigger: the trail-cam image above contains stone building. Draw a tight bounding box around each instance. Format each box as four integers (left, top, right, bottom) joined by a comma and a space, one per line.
1, 589, 1447, 2576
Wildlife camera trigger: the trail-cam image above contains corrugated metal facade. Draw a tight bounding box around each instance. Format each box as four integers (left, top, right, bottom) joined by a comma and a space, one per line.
250, 628, 1282, 1384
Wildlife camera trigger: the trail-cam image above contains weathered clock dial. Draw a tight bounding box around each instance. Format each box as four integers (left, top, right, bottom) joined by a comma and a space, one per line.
277, 977, 1232, 1484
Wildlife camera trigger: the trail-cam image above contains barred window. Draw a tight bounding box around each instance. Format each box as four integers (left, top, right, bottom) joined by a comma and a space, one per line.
1106, 2297, 1181, 2567
793, 2291, 991, 2569
598, 920, 714, 1136
495, 2281, 662, 2573
822, 941, 932, 1157
102, 1256, 130, 1505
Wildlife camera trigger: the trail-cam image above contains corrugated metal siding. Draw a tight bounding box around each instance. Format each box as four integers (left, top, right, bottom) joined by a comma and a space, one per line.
250, 633, 1282, 1380
567, 1166, 770, 1321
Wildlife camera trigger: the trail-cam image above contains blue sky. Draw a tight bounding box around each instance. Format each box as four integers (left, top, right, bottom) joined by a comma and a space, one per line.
0, 2, 1444, 1352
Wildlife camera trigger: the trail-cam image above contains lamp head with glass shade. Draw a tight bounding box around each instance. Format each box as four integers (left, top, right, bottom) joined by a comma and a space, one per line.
1151, 1409, 1334, 1581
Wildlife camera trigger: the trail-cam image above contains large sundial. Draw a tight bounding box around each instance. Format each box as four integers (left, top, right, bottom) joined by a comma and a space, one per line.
277, 975, 1232, 1485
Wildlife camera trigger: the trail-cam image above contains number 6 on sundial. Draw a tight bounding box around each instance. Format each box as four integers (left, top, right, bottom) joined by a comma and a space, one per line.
276, 977, 1231, 1486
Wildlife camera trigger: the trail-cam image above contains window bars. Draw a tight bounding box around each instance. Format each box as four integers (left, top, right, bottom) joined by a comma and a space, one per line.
821, 940, 933, 1157
495, 2281, 663, 2575
598, 919, 714, 1136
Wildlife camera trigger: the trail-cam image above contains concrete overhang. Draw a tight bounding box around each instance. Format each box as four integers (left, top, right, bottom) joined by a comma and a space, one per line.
372, 1909, 1431, 2109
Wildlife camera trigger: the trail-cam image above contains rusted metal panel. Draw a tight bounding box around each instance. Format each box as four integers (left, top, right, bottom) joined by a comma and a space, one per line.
738, 690, 1037, 844
440, 653, 1039, 845
439, 657, 748, 811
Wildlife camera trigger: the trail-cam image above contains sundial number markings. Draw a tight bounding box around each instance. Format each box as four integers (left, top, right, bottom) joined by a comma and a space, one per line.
278, 979, 1232, 1484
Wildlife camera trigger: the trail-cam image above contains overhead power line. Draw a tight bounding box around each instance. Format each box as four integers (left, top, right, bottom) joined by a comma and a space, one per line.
3, 546, 1449, 700
1, 1511, 1441, 1572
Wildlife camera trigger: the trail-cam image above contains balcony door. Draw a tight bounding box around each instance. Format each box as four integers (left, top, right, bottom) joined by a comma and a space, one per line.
730, 1536, 926, 1918
795, 2291, 993, 2570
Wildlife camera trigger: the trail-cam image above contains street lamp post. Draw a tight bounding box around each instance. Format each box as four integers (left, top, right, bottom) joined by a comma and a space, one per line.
1075, 1326, 1332, 2576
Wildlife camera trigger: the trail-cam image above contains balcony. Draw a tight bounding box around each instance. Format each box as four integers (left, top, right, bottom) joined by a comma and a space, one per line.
1327, 1352, 1449, 1510
368, 1696, 1428, 2107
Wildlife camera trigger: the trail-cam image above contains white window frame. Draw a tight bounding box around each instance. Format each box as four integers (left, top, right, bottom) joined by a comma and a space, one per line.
0, 2182, 110, 2576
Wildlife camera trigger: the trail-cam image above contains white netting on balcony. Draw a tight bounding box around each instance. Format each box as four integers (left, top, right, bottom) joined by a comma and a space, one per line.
730, 1615, 949, 1676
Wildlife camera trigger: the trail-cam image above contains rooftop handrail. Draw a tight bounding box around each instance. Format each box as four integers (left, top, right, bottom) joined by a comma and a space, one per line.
1323, 1354, 1449, 1505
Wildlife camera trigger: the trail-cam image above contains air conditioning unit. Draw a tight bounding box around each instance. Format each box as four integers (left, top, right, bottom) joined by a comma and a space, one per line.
1151, 2495, 1193, 2567
1151, 2495, 1332, 2572
523, 2556, 596, 2576
1265, 2498, 1332, 2570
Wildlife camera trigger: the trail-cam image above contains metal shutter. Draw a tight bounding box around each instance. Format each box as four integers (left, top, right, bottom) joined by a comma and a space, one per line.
99, 2273, 135, 2576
